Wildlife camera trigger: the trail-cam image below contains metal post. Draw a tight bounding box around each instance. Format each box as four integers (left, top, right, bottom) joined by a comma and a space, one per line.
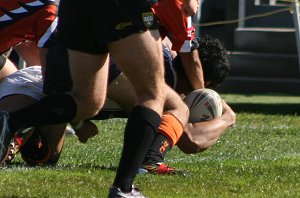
192, 0, 203, 37
238, 0, 246, 28
270, 0, 276, 5
292, 0, 300, 72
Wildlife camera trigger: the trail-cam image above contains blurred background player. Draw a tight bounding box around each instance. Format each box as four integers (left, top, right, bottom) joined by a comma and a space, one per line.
0, 0, 58, 77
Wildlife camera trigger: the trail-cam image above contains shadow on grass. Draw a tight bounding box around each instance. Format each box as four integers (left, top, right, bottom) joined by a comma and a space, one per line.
6, 162, 118, 171
229, 103, 300, 115
56, 163, 118, 171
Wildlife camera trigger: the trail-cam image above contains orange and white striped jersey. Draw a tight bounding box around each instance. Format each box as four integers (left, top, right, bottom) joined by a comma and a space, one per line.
0, 0, 57, 54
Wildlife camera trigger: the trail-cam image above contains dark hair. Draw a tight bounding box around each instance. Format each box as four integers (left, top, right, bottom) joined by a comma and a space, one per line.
197, 35, 230, 88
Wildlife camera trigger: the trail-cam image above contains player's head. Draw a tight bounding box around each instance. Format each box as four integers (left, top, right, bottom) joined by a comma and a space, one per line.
197, 35, 230, 88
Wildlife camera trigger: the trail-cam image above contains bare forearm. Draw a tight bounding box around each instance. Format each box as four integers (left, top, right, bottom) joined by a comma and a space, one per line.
177, 101, 236, 154
189, 117, 232, 144
180, 51, 205, 89
182, 0, 199, 16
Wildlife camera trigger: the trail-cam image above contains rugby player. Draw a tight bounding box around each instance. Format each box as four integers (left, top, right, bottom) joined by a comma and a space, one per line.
3, 36, 235, 174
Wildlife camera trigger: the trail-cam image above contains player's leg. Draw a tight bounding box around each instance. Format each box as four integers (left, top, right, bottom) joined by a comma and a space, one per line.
0, 52, 109, 165
109, 30, 166, 113
108, 29, 188, 193
108, 30, 165, 193
4, 52, 109, 129
0, 55, 18, 82
140, 58, 190, 168
107, 73, 136, 112
67, 51, 109, 120
43, 42, 101, 144
60, 51, 109, 144
108, 32, 189, 177
141, 85, 189, 174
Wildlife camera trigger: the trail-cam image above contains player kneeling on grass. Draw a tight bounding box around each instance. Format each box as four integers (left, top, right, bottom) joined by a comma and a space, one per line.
0, 65, 98, 165
104, 36, 236, 174
0, 66, 67, 165
72, 35, 235, 174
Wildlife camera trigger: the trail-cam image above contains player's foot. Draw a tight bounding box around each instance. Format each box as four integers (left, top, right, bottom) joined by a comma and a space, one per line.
5, 128, 34, 163
14, 127, 34, 147
138, 163, 189, 176
65, 125, 75, 136
108, 185, 147, 198
70, 120, 99, 143
0, 111, 13, 164
5, 139, 18, 163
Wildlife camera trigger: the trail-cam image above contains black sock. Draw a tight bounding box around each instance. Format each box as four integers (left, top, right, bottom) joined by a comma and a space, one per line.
113, 106, 161, 192
143, 133, 172, 165
8, 94, 77, 132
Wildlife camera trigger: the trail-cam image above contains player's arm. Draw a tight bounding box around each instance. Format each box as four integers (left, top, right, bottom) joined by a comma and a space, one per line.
0, 55, 18, 82
162, 37, 177, 59
176, 100, 236, 154
182, 0, 199, 16
179, 49, 205, 89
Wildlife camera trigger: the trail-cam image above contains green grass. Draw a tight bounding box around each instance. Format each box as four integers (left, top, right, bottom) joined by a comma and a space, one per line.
1, 94, 300, 197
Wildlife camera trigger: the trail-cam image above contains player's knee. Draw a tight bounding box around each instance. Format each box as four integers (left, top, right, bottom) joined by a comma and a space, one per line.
169, 100, 189, 127
76, 97, 105, 118
136, 89, 165, 108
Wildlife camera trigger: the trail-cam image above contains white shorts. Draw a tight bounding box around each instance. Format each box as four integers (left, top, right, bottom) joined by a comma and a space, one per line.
0, 65, 127, 119
0, 66, 44, 100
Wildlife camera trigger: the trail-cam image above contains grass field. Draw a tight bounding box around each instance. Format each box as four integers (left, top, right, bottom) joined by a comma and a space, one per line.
1, 93, 300, 197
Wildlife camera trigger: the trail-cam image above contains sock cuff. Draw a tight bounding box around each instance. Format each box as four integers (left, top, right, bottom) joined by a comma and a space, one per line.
129, 106, 161, 130
158, 113, 184, 146
46, 94, 77, 121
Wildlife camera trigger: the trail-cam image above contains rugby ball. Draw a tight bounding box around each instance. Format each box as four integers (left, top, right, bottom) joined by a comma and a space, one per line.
184, 88, 223, 123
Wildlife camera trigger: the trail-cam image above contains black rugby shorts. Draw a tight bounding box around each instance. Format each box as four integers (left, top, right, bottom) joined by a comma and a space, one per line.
57, 0, 158, 54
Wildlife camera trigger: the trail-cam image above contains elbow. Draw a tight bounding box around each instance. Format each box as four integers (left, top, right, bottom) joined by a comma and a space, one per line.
176, 133, 212, 154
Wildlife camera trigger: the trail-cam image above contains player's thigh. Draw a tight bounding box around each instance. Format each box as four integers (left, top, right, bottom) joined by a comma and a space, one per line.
108, 30, 165, 108
108, 73, 135, 112
68, 50, 109, 118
